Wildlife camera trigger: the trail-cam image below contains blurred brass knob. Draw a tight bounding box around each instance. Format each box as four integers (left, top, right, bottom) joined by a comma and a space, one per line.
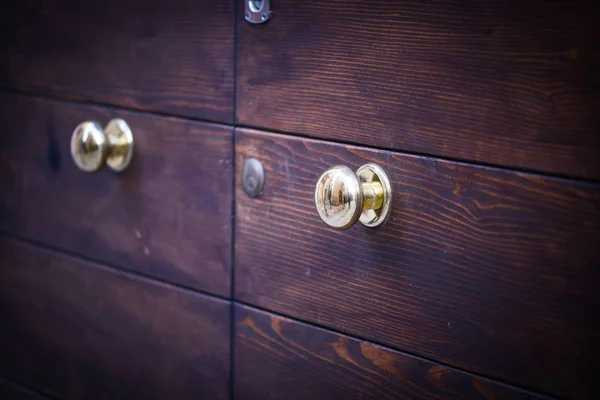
71, 119, 134, 172
315, 164, 392, 230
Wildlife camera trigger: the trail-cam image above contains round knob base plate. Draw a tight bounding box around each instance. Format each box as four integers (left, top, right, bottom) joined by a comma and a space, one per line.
357, 163, 392, 227
104, 118, 134, 172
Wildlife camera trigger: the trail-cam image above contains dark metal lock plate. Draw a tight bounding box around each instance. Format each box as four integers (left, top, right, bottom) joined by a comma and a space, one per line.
245, 0, 270, 24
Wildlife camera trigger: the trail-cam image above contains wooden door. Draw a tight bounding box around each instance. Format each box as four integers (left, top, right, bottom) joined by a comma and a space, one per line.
1, 0, 598, 399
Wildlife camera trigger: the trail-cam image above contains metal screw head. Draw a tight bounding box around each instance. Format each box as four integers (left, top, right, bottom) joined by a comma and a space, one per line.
242, 158, 265, 198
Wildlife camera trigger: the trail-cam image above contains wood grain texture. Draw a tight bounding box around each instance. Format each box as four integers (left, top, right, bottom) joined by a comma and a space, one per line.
237, 0, 600, 180
0, 0, 233, 122
0, 94, 232, 297
235, 305, 546, 400
0, 237, 230, 400
0, 378, 49, 400
234, 129, 600, 399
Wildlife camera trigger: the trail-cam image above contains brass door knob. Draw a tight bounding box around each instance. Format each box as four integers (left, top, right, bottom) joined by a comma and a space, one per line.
315, 164, 392, 230
70, 119, 134, 172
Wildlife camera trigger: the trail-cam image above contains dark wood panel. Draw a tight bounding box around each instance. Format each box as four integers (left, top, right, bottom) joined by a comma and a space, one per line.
0, 378, 49, 400
237, 0, 600, 180
0, 94, 232, 297
234, 129, 600, 399
235, 305, 546, 400
0, 237, 230, 400
0, 0, 233, 122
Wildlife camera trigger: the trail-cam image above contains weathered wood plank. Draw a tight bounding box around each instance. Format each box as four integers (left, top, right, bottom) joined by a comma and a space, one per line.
0, 94, 233, 296
0, 0, 234, 122
234, 128, 600, 399
235, 305, 547, 400
0, 237, 230, 400
237, 0, 600, 179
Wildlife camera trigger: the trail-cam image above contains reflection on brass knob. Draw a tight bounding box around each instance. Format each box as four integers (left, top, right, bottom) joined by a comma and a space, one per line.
71, 119, 134, 172
315, 164, 392, 230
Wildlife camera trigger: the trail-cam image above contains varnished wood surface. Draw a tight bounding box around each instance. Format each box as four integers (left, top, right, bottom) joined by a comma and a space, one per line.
0, 237, 230, 400
237, 0, 600, 180
0, 0, 234, 123
234, 129, 600, 399
0, 94, 232, 297
235, 305, 546, 400
0, 378, 49, 400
